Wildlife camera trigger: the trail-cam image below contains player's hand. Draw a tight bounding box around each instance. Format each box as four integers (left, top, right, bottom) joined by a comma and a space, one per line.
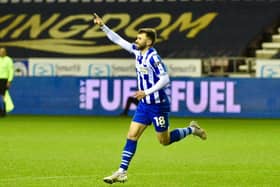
134, 91, 146, 100
93, 13, 104, 26
6, 82, 11, 89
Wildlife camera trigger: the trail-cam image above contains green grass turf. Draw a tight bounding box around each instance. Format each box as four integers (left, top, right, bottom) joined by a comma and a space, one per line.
0, 116, 279, 187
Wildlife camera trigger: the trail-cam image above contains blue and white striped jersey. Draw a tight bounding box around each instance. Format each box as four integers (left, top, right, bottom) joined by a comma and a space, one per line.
131, 44, 169, 104
101, 25, 170, 104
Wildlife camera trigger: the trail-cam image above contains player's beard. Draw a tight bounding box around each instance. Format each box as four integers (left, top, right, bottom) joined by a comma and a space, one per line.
136, 43, 147, 51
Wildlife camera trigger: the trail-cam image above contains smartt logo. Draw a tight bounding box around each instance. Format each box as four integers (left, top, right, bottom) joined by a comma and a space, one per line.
260, 64, 280, 77
88, 64, 111, 77
32, 64, 55, 76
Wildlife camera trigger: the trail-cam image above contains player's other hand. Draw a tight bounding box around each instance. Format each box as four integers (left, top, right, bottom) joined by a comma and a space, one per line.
134, 91, 146, 100
6, 82, 11, 89
93, 13, 104, 26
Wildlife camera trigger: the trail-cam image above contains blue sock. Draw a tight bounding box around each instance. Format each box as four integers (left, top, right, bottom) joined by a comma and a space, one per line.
169, 127, 193, 144
120, 139, 137, 171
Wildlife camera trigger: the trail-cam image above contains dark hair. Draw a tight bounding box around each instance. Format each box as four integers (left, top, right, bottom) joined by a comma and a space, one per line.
138, 28, 157, 46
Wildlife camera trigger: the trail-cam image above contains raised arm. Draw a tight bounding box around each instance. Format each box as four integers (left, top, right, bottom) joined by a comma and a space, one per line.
93, 13, 134, 53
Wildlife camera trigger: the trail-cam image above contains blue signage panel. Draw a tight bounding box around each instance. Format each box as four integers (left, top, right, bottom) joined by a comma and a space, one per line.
9, 77, 280, 118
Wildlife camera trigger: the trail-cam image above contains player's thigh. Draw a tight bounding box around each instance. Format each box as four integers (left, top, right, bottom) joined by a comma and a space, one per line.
151, 112, 170, 145
151, 112, 169, 133
127, 121, 147, 140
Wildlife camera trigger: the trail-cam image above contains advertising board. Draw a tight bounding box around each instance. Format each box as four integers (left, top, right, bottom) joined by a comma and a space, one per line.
10, 77, 280, 118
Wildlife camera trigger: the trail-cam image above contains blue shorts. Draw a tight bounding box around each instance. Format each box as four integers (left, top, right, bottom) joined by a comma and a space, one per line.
132, 101, 170, 132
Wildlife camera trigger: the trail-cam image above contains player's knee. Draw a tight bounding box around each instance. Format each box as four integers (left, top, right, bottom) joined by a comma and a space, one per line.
127, 132, 138, 141
159, 139, 170, 146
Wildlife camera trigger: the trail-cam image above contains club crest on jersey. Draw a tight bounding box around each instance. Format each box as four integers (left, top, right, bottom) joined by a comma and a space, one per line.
154, 61, 161, 67
138, 67, 148, 74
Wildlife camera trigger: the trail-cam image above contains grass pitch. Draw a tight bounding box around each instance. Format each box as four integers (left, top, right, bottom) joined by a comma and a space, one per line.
0, 116, 279, 187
